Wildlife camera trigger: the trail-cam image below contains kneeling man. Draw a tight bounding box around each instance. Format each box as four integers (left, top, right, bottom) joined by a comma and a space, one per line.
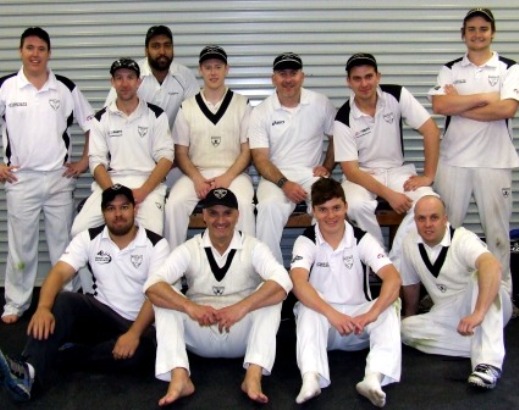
400, 195, 512, 389
290, 178, 401, 407
144, 188, 292, 406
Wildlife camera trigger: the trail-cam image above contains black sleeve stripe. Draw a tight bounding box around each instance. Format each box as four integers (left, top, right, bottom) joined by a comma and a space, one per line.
498, 55, 517, 69
146, 102, 165, 118
144, 229, 164, 246
94, 106, 108, 121
380, 84, 402, 102
0, 72, 17, 88
352, 226, 367, 243
88, 225, 105, 240
55, 74, 76, 92
301, 225, 317, 244
335, 99, 352, 127
445, 57, 463, 69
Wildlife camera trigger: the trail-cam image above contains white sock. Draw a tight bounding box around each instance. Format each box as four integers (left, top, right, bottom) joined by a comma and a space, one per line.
356, 372, 386, 407
296, 371, 321, 404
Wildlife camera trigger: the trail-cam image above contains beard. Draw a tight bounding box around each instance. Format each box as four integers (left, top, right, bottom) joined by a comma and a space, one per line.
107, 218, 134, 237
148, 55, 173, 72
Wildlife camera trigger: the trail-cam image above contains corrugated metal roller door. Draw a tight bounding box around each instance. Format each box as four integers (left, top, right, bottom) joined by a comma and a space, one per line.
0, 0, 518, 281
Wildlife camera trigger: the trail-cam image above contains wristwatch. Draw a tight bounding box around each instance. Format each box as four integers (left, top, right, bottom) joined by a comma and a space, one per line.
276, 177, 288, 188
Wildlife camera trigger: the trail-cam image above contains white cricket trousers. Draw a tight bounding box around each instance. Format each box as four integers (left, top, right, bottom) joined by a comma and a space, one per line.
153, 301, 282, 382
294, 300, 401, 388
341, 164, 435, 270
3, 169, 74, 317
401, 279, 512, 370
164, 169, 255, 250
256, 167, 319, 264
434, 163, 513, 295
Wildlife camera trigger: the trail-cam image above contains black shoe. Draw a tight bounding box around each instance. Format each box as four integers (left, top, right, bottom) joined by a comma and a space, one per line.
0, 348, 34, 401
468, 363, 501, 389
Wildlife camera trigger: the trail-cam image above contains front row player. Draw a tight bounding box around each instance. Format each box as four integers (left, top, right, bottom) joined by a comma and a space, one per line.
400, 195, 512, 389
290, 178, 401, 407
0, 185, 169, 402
144, 188, 292, 406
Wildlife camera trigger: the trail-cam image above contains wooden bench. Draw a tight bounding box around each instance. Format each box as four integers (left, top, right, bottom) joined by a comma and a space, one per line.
189, 198, 404, 248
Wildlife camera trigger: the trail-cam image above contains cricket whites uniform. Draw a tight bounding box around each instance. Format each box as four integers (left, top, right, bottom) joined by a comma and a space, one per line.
0, 68, 93, 317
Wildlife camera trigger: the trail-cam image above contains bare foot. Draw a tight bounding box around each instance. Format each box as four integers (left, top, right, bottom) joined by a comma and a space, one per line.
158, 368, 195, 407
356, 378, 386, 408
1, 314, 19, 324
241, 364, 268, 404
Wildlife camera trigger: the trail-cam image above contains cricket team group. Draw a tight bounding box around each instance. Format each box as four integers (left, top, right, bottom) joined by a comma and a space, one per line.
0, 6, 517, 408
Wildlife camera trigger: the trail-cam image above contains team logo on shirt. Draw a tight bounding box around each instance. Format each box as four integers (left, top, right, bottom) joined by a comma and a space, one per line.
95, 250, 112, 264
138, 126, 148, 137
502, 188, 511, 198
316, 262, 329, 267
383, 112, 394, 124
291, 255, 302, 263
514, 89, 519, 95
272, 120, 285, 126
49, 99, 61, 111
355, 127, 371, 139
453, 79, 466, 85
343, 255, 354, 269
109, 129, 123, 137
7, 102, 27, 107
212, 286, 225, 296
436, 284, 447, 293
488, 76, 499, 87
131, 254, 143, 268
211, 136, 221, 147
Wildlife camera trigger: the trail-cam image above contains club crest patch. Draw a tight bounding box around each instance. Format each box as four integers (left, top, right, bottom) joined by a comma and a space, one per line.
436, 284, 447, 293
502, 188, 511, 198
488, 76, 499, 87
212, 286, 225, 296
383, 112, 394, 124
138, 126, 148, 137
49, 99, 61, 111
343, 255, 354, 269
131, 254, 143, 268
211, 136, 221, 147
95, 250, 112, 264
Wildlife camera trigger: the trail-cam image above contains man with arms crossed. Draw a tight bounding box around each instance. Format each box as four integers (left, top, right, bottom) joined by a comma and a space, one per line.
164, 45, 254, 250
291, 178, 401, 407
0, 185, 169, 402
400, 195, 512, 389
0, 27, 93, 323
145, 188, 292, 406
334, 53, 439, 268
428, 8, 519, 298
249, 52, 336, 264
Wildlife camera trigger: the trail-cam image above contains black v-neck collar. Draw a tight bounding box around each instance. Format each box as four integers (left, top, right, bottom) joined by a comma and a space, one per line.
418, 226, 455, 278
195, 89, 234, 125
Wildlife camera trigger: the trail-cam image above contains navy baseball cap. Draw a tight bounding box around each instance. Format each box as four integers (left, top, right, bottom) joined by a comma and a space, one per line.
203, 188, 238, 209
199, 45, 228, 64
110, 58, 141, 77
273, 52, 303, 71
346, 53, 378, 74
101, 184, 135, 210
145, 25, 173, 47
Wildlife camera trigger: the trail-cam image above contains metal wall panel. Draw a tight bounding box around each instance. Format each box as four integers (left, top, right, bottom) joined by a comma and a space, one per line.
0, 0, 518, 281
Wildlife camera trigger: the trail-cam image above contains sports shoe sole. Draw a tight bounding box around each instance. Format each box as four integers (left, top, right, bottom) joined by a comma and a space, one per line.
0, 350, 31, 401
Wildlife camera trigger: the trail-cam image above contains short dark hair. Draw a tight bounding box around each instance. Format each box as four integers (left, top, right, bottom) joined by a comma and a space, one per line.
145, 25, 173, 47
462, 7, 496, 33
20, 27, 51, 51
101, 184, 135, 210
311, 178, 345, 207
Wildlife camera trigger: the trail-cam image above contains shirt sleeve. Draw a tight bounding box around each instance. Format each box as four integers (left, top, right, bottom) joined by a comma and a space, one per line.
104, 87, 117, 108
501, 63, 519, 101
427, 65, 452, 99
88, 116, 110, 175
172, 108, 190, 146
59, 230, 91, 271
333, 120, 358, 162
290, 235, 316, 272
399, 86, 431, 130
251, 240, 293, 293
357, 232, 393, 274
147, 238, 171, 278
323, 97, 337, 136
71, 87, 95, 132
180, 67, 200, 100
143, 243, 191, 291
399, 239, 421, 286
152, 112, 174, 162
455, 229, 490, 271
239, 103, 252, 144
248, 104, 270, 149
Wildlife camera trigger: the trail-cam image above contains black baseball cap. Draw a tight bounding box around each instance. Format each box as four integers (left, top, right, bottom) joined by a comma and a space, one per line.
199, 45, 228, 64
202, 188, 238, 209
273, 52, 303, 71
345, 53, 378, 74
145, 25, 173, 47
101, 184, 135, 210
110, 58, 141, 77
464, 8, 495, 24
